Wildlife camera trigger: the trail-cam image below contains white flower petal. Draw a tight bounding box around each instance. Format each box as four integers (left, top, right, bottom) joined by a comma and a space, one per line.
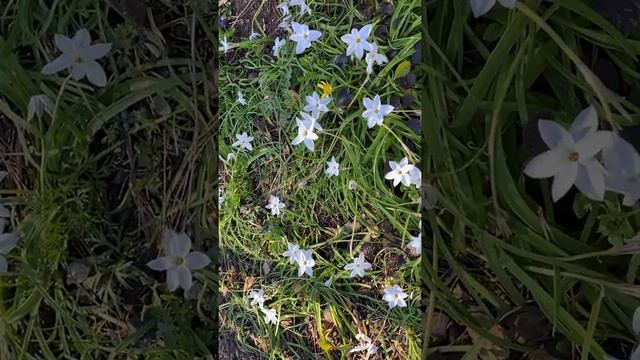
551, 162, 578, 202
84, 60, 108, 87
523, 149, 567, 178
166, 267, 180, 291
575, 131, 612, 159
186, 251, 211, 270
146, 256, 173, 271
469, 0, 497, 17
85, 43, 112, 60
0, 233, 18, 255
574, 160, 606, 201
538, 120, 572, 149
569, 105, 598, 140
41, 54, 73, 74
72, 29, 92, 48
0, 255, 7, 273
54, 34, 75, 53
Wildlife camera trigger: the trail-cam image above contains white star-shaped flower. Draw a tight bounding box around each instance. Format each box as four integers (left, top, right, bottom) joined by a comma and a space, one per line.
340, 24, 373, 60
265, 195, 286, 216
290, 22, 321, 54
385, 157, 415, 187
469, 0, 516, 18
262, 307, 278, 325
292, 117, 319, 151
523, 106, 613, 202
350, 332, 378, 356
146, 229, 211, 292
231, 132, 254, 151
303, 91, 331, 118
365, 43, 388, 74
296, 249, 315, 277
382, 285, 408, 308
325, 156, 340, 177
362, 95, 394, 128
221, 36, 230, 53
236, 91, 246, 105
344, 253, 371, 278
27, 94, 53, 121
42, 28, 112, 87
407, 233, 421, 256
277, 2, 290, 16
273, 37, 286, 57
283, 242, 301, 264
249, 289, 266, 308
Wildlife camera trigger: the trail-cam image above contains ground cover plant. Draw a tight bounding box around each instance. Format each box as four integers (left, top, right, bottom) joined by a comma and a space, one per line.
218, 0, 422, 358
0, 0, 217, 358
424, 0, 640, 359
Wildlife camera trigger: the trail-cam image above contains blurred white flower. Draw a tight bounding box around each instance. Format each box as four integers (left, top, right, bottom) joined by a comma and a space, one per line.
407, 233, 421, 256
383, 285, 408, 308
341, 24, 373, 60
221, 36, 230, 53
289, 0, 311, 15
297, 112, 322, 131
265, 195, 286, 216
365, 43, 388, 75
385, 157, 415, 187
278, 15, 293, 32
292, 117, 319, 151
236, 91, 246, 105
603, 134, 640, 206
344, 253, 371, 278
523, 106, 612, 202
283, 242, 301, 264
232, 132, 254, 151
324, 275, 334, 287
325, 156, 340, 177
469, 0, 516, 18
218, 188, 225, 204
350, 332, 378, 356
362, 95, 394, 128
262, 307, 278, 325
273, 37, 286, 57
41, 28, 112, 87
0, 232, 18, 273
277, 2, 290, 16
304, 92, 331, 118
410, 167, 422, 188
296, 249, 315, 277
348, 180, 358, 190
290, 22, 321, 54
27, 94, 53, 121
249, 32, 260, 40
146, 229, 211, 292
226, 152, 236, 161
249, 289, 266, 308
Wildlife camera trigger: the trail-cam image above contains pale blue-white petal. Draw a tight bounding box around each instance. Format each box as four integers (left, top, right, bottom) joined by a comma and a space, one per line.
70, 63, 88, 80
166, 267, 179, 291
551, 162, 578, 202
85, 43, 112, 60
72, 28, 92, 49
186, 251, 211, 270
469, 0, 497, 17
574, 160, 606, 201
0, 256, 7, 273
146, 256, 173, 271
295, 41, 307, 54
163, 229, 180, 255
538, 120, 571, 149
174, 232, 192, 257
523, 149, 567, 178
308, 30, 321, 42
176, 265, 193, 290
576, 131, 612, 159
569, 105, 598, 140
0, 233, 18, 255
291, 22, 304, 34
603, 135, 639, 174
84, 60, 108, 87
54, 34, 75, 54
41, 54, 73, 75
360, 24, 373, 39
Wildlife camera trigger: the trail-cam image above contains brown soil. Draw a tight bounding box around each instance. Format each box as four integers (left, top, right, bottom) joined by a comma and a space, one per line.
219, 332, 264, 360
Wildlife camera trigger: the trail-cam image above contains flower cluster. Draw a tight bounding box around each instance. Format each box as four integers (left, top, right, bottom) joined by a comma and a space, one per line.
283, 242, 315, 277
524, 105, 639, 206
248, 289, 278, 325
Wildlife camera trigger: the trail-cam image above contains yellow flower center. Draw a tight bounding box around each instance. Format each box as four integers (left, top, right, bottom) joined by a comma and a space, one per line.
568, 152, 579, 162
